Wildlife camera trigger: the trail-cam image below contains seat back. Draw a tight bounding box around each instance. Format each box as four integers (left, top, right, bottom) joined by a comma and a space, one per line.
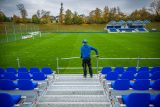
0, 68, 5, 74
151, 71, 160, 80
105, 72, 119, 80
120, 71, 134, 80
0, 79, 16, 90
6, 67, 17, 74
150, 67, 160, 74
30, 67, 40, 74
153, 94, 160, 107
4, 72, 17, 80
133, 79, 150, 90
18, 79, 35, 90
41, 67, 53, 74
18, 73, 31, 80
32, 72, 46, 80
152, 79, 160, 90
114, 67, 124, 74
0, 93, 15, 107
101, 67, 112, 74
135, 71, 150, 79
112, 79, 130, 90
138, 66, 149, 72
126, 66, 137, 73
18, 67, 28, 73
127, 93, 150, 107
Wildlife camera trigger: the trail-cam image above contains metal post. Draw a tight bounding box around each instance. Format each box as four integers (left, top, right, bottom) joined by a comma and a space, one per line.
56, 57, 60, 74
13, 24, 16, 41
4, 25, 8, 42
16, 57, 20, 68
20, 25, 22, 36
136, 56, 140, 69
96, 56, 99, 74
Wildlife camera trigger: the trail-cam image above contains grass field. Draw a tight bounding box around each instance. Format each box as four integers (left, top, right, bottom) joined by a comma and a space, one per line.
0, 32, 160, 74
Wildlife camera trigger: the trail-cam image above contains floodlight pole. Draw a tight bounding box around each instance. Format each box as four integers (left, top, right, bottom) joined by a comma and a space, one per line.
16, 57, 20, 68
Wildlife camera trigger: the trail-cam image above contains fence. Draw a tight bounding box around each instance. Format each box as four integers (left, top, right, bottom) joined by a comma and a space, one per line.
0, 23, 40, 43
56, 57, 160, 74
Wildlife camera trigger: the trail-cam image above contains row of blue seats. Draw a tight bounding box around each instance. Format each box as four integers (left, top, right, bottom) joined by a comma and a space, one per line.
111, 79, 160, 90
0, 72, 48, 80
0, 67, 54, 74
104, 71, 160, 80
101, 66, 160, 74
0, 79, 38, 90
0, 93, 25, 107
117, 93, 160, 107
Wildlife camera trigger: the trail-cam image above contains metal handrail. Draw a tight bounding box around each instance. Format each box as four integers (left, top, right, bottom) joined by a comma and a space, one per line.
56, 57, 160, 74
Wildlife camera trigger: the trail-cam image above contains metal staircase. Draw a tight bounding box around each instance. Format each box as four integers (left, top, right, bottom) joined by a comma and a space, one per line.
36, 74, 111, 107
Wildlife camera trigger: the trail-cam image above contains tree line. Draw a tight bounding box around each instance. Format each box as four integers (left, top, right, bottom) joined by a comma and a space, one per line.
0, 0, 160, 24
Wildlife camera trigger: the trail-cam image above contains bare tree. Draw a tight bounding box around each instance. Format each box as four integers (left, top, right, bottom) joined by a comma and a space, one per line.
150, 0, 160, 16
17, 3, 27, 19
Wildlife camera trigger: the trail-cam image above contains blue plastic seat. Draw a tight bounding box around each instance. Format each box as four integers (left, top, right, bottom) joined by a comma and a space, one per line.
105, 72, 119, 80
18, 79, 38, 90
135, 71, 150, 79
112, 79, 130, 90
126, 66, 137, 73
151, 71, 160, 80
138, 66, 149, 72
150, 67, 160, 74
114, 67, 124, 74
32, 72, 47, 81
0, 68, 5, 74
41, 67, 53, 75
0, 79, 17, 90
18, 67, 28, 72
30, 67, 40, 74
0, 93, 21, 107
150, 94, 160, 107
120, 71, 134, 80
18, 72, 31, 80
151, 79, 160, 90
6, 67, 17, 74
101, 67, 112, 74
130, 79, 150, 90
4, 72, 17, 80
122, 93, 150, 107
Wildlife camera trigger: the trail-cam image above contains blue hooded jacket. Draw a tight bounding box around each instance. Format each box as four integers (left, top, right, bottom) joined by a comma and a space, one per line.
81, 44, 98, 59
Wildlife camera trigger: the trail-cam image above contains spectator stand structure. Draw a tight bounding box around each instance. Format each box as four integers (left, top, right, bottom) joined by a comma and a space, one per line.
104, 20, 151, 33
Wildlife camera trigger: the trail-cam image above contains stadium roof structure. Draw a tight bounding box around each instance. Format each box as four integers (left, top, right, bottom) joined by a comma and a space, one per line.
107, 20, 151, 26
117, 20, 126, 25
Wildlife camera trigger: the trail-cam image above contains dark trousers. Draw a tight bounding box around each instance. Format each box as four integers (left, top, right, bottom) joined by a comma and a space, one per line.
82, 58, 93, 77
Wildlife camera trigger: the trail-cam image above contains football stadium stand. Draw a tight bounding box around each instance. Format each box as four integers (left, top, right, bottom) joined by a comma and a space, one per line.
104, 20, 151, 33
0, 66, 160, 107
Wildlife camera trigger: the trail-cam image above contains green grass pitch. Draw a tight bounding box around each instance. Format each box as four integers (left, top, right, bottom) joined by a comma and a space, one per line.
0, 32, 160, 74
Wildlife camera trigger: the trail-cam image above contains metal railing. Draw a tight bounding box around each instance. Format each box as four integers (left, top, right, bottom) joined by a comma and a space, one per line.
56, 57, 160, 74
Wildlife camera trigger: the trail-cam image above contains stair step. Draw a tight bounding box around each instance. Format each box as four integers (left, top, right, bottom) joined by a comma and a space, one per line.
48, 85, 102, 90
36, 102, 111, 107
53, 82, 100, 85
39, 95, 109, 102
46, 89, 105, 95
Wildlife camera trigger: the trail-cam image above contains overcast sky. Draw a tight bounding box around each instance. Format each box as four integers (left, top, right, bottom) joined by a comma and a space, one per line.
0, 0, 152, 18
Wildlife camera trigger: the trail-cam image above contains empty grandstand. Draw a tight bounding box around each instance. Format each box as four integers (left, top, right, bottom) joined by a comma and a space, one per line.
105, 20, 151, 33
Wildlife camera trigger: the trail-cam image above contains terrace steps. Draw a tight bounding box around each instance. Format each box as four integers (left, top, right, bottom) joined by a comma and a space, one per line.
36, 74, 111, 107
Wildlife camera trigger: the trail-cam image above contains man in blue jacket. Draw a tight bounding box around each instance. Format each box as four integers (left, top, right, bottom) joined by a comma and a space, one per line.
80, 40, 98, 78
